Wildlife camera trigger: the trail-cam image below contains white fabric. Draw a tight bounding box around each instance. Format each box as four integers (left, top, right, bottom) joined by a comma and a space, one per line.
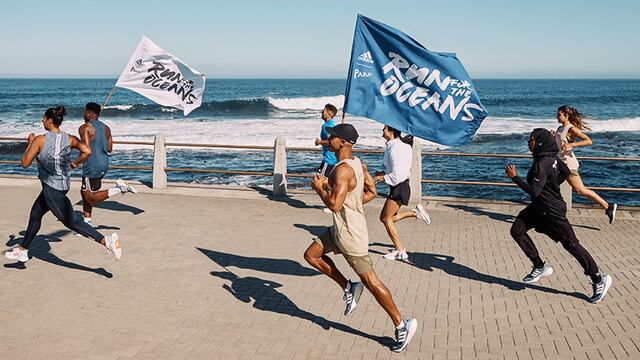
383, 138, 412, 186
116, 36, 206, 116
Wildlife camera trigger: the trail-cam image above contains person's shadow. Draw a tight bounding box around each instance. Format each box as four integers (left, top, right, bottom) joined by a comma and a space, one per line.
444, 204, 515, 223
369, 248, 590, 301
4, 232, 113, 278
250, 186, 324, 210
293, 224, 330, 237
74, 200, 145, 215
196, 247, 319, 277
210, 270, 394, 347
444, 204, 600, 231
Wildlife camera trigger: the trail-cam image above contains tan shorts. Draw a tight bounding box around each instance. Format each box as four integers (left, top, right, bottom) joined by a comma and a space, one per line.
314, 228, 373, 275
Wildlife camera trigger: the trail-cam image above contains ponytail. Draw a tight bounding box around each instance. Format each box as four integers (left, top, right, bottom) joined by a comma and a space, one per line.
44, 105, 67, 126
558, 105, 591, 131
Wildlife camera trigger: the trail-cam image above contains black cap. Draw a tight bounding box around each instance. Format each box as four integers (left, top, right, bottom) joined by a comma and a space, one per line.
326, 123, 359, 144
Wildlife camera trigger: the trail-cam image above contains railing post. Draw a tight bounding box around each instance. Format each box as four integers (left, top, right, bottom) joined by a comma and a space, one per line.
153, 134, 167, 190
409, 139, 423, 207
561, 181, 572, 211
273, 136, 287, 197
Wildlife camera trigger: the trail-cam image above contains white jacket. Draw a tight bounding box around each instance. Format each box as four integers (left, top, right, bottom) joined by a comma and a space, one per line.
383, 138, 412, 186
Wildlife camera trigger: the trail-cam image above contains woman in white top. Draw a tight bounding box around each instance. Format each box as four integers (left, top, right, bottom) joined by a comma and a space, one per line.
554, 105, 617, 223
374, 125, 430, 261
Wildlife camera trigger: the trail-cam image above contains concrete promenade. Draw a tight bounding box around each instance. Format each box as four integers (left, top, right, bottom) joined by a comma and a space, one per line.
1, 176, 639, 360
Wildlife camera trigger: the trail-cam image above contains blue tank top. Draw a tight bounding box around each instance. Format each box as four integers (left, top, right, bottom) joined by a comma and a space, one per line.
82, 120, 110, 178
37, 131, 71, 191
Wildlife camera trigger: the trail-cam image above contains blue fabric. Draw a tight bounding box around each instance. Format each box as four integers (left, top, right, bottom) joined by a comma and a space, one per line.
320, 119, 337, 165
344, 15, 488, 146
83, 120, 110, 178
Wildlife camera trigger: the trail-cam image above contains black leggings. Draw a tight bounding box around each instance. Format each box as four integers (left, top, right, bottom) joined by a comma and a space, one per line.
510, 205, 599, 279
22, 183, 105, 249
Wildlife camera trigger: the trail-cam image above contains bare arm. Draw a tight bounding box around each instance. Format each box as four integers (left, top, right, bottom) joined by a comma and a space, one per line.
105, 124, 113, 153
69, 135, 91, 169
565, 126, 592, 149
315, 138, 329, 146
361, 162, 377, 204
311, 164, 351, 212
21, 133, 43, 168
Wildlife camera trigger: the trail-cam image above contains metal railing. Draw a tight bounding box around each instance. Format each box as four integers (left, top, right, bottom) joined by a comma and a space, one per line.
1, 136, 639, 207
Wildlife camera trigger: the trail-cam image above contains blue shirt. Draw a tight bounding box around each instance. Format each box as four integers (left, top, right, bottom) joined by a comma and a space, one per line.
320, 119, 337, 165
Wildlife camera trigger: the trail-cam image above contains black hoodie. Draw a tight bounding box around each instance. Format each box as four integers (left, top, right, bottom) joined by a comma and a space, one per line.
512, 128, 570, 217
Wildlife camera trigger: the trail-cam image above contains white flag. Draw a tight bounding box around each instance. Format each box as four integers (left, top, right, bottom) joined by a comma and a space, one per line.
115, 36, 205, 116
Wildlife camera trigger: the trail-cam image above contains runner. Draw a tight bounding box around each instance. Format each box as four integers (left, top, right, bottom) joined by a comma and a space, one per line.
374, 125, 430, 261
4, 106, 122, 263
554, 105, 617, 223
78, 102, 137, 232
505, 128, 612, 303
303, 123, 418, 352
314, 104, 338, 177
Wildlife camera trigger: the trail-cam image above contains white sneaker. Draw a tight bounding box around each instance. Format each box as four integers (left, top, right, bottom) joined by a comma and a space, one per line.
344, 280, 364, 316
413, 204, 431, 225
116, 179, 138, 194
105, 233, 122, 260
383, 249, 409, 261
5, 247, 29, 262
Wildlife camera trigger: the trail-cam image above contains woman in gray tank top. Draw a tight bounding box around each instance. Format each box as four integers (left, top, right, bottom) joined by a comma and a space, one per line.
4, 106, 122, 263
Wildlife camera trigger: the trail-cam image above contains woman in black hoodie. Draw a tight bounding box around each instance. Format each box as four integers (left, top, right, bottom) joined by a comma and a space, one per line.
505, 128, 612, 303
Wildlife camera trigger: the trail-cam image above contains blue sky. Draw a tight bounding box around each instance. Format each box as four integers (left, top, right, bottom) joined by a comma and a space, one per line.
1, 0, 638, 78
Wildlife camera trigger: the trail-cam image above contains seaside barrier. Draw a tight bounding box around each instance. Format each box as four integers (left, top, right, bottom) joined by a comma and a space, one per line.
2, 135, 639, 209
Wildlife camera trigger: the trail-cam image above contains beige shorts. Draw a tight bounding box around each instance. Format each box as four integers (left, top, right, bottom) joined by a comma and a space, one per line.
314, 228, 373, 275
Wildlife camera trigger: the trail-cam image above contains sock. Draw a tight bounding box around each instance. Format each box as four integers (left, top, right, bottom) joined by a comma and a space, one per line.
592, 274, 602, 284
108, 187, 122, 197
344, 281, 351, 292
83, 217, 92, 223
532, 257, 544, 268
396, 319, 405, 329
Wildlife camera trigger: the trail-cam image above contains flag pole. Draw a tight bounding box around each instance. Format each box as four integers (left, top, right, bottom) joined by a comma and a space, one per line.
341, 110, 346, 124
101, 84, 117, 110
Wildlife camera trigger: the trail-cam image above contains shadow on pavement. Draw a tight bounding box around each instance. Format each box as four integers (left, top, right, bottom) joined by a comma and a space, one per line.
75, 199, 145, 215
370, 248, 590, 301
250, 186, 325, 210
4, 231, 113, 278
196, 247, 318, 277
210, 270, 394, 347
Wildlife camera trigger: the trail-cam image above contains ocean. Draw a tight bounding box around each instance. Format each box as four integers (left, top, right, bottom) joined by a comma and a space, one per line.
0, 79, 639, 206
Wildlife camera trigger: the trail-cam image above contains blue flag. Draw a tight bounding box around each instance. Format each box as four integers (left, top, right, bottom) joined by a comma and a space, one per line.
344, 15, 488, 146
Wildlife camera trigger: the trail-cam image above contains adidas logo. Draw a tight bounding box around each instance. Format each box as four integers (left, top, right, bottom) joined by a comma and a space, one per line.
357, 51, 374, 64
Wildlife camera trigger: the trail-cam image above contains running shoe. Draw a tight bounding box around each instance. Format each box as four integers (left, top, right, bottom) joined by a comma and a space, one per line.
590, 274, 613, 303
116, 179, 138, 194
391, 318, 418, 353
105, 233, 122, 260
606, 203, 617, 224
522, 263, 554, 283
5, 246, 29, 262
383, 249, 409, 261
413, 204, 431, 225
343, 280, 364, 316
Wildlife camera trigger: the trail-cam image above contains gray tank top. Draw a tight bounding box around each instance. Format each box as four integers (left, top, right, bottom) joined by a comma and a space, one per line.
37, 131, 71, 191
83, 120, 110, 178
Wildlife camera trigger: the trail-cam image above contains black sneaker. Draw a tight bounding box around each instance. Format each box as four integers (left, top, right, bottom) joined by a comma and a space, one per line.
343, 280, 364, 316
606, 204, 617, 224
590, 274, 612, 303
391, 318, 418, 353
522, 263, 554, 283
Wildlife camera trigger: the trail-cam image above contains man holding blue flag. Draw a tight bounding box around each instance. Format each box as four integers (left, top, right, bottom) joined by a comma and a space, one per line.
343, 15, 487, 146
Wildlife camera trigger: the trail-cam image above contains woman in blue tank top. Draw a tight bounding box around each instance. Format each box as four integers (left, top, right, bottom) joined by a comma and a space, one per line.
4, 106, 122, 263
